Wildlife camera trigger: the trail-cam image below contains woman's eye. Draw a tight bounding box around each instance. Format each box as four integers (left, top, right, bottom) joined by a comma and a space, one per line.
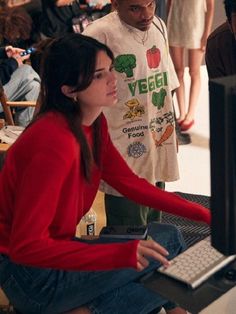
94, 73, 103, 80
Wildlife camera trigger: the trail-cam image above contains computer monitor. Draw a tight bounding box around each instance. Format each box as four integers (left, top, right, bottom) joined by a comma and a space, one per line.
209, 75, 236, 255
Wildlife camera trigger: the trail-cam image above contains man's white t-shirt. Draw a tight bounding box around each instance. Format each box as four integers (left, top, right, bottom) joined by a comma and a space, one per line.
84, 12, 179, 196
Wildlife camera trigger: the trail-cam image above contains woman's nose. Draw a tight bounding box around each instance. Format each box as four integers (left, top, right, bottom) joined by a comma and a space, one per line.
109, 71, 117, 84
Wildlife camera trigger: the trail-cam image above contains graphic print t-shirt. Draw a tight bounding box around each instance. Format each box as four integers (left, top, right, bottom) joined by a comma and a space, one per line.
84, 12, 179, 196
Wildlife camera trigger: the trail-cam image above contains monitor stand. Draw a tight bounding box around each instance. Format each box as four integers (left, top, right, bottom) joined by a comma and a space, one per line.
140, 259, 236, 314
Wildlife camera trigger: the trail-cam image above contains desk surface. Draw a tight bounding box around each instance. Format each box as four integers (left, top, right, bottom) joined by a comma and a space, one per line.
141, 259, 236, 314
0, 143, 10, 152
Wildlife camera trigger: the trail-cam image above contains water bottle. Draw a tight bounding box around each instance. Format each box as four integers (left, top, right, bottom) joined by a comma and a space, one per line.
80, 208, 97, 236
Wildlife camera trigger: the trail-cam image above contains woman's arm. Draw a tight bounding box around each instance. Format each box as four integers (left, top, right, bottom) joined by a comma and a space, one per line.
201, 0, 215, 51
100, 126, 211, 225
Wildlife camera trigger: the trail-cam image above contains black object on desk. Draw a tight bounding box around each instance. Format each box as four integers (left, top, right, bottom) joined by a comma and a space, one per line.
141, 259, 236, 314
164, 192, 211, 248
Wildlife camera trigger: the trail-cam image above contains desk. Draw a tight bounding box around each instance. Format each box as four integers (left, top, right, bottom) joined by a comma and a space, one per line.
0, 143, 10, 152
141, 260, 236, 314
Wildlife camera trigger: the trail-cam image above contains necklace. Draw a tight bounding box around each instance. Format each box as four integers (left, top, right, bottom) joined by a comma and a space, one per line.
129, 29, 149, 45
118, 14, 149, 45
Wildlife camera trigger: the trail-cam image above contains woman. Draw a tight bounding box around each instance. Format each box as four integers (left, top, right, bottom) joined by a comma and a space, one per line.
0, 33, 210, 314
167, 0, 214, 131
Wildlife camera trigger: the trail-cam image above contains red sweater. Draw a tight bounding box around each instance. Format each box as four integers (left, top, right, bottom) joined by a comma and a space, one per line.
0, 112, 211, 271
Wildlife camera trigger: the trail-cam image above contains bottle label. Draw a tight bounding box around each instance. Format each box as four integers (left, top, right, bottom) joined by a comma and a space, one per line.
87, 223, 95, 236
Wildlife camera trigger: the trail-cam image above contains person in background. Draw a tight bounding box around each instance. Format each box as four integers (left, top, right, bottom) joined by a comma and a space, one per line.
83, 0, 187, 226
3, 0, 43, 44
167, 0, 214, 131
154, 0, 191, 145
206, 0, 236, 79
0, 45, 40, 126
40, 0, 84, 38
0, 33, 210, 314
40, 0, 111, 38
0, 6, 38, 49
155, 0, 167, 22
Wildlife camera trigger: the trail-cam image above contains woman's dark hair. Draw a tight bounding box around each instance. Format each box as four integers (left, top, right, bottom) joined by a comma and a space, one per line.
30, 38, 55, 76
39, 33, 114, 181
224, 0, 236, 23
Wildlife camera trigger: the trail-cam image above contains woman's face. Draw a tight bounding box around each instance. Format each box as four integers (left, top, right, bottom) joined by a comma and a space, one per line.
77, 50, 117, 110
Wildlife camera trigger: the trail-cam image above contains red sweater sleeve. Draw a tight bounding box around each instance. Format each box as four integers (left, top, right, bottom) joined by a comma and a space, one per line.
101, 126, 211, 225
1, 116, 139, 271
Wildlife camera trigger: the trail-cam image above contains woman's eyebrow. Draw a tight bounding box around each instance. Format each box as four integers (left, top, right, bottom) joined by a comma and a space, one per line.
94, 68, 105, 72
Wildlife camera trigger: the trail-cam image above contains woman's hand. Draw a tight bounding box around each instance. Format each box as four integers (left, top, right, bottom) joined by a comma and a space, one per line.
5, 45, 24, 58
137, 239, 170, 271
200, 33, 209, 52
5, 46, 30, 66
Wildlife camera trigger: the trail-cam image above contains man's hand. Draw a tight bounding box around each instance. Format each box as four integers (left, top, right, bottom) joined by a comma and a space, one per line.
137, 239, 170, 271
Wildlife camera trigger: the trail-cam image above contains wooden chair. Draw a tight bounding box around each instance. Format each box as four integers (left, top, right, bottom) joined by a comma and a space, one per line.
0, 81, 37, 126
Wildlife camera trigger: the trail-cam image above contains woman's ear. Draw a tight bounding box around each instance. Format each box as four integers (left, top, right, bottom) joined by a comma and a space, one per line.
61, 85, 77, 99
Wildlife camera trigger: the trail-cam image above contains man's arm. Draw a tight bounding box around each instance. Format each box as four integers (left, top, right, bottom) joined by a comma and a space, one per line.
0, 59, 18, 86
0, 47, 18, 85
0, 47, 8, 59
205, 44, 221, 79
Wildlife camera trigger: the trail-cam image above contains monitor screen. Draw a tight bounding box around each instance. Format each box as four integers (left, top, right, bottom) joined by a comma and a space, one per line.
209, 75, 236, 255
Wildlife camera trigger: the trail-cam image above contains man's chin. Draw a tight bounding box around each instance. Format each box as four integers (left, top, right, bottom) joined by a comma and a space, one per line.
137, 22, 152, 31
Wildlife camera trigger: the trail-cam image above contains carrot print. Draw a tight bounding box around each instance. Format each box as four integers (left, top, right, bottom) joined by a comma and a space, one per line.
155, 124, 174, 146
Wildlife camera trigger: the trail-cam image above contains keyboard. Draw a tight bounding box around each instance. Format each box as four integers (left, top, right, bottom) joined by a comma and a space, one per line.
157, 236, 236, 289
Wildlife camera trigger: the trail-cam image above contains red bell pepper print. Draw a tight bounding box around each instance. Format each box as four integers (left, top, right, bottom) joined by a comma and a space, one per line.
146, 46, 161, 69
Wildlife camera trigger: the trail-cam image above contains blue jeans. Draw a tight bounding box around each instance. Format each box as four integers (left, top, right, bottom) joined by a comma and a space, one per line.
2, 64, 40, 126
0, 223, 186, 314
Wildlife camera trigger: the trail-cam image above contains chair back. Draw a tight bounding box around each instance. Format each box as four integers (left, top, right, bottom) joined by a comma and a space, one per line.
0, 81, 14, 125
0, 80, 37, 126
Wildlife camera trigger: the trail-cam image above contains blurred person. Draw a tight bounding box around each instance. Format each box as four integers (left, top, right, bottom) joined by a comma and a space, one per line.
206, 0, 236, 79
167, 0, 214, 131
155, 0, 167, 22
2, 0, 42, 45
40, 0, 84, 38
0, 45, 40, 126
0, 33, 211, 314
0, 6, 37, 49
40, 0, 111, 38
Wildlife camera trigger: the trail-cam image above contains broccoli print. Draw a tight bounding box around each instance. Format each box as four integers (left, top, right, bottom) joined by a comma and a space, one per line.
114, 54, 136, 78
152, 88, 167, 109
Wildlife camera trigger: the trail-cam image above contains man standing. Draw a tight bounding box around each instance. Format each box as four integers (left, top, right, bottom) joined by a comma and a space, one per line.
84, 0, 180, 226
206, 0, 236, 79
